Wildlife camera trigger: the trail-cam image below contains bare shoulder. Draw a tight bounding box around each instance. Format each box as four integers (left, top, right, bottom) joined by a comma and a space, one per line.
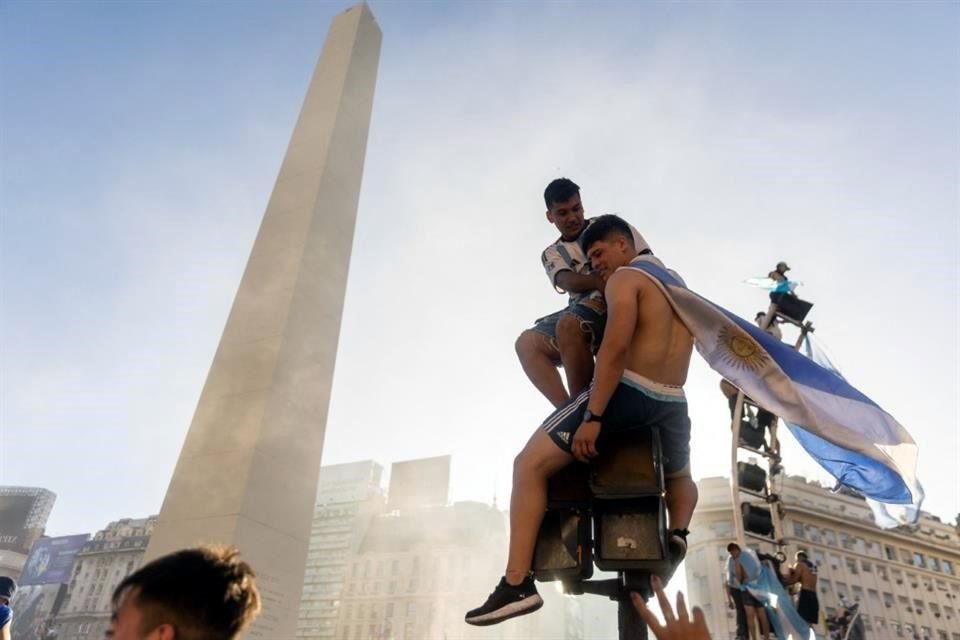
606, 268, 645, 295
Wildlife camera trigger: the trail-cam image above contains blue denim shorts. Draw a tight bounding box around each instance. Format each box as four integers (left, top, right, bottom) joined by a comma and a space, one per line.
532, 298, 607, 353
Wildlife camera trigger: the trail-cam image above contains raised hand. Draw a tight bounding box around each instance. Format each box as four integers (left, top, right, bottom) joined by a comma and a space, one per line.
631, 575, 712, 640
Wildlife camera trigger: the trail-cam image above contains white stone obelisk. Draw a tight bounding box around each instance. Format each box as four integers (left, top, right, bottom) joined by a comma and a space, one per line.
144, 5, 381, 637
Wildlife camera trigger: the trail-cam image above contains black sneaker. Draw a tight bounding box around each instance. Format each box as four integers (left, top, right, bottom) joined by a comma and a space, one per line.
464, 576, 544, 626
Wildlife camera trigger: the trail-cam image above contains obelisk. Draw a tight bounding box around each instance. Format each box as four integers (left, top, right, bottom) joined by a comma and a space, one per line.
144, 5, 381, 637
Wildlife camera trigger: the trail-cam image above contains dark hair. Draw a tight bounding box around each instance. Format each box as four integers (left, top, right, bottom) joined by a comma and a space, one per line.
580, 214, 634, 252
543, 177, 580, 208
727, 542, 741, 552
112, 546, 261, 640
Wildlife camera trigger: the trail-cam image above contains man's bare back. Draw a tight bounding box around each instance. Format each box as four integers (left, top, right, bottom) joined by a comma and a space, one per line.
617, 268, 694, 387
792, 561, 818, 590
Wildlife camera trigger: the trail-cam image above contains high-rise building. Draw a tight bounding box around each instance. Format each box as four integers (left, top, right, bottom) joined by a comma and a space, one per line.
0, 486, 56, 578
386, 456, 450, 513
54, 516, 157, 640
685, 476, 960, 640
298, 461, 385, 640
300, 456, 582, 640
144, 5, 382, 637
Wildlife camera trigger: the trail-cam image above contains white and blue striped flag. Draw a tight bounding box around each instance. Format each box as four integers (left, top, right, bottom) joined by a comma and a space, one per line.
625, 256, 923, 522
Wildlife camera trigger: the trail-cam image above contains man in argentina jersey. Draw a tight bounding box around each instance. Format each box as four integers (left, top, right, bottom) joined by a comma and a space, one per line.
516, 177, 651, 408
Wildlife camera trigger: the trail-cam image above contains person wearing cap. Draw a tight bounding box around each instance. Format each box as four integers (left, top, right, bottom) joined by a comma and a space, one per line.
0, 576, 15, 640
785, 550, 820, 626
768, 262, 791, 291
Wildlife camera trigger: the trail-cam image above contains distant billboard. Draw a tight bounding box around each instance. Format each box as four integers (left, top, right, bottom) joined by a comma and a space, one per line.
19, 534, 90, 586
0, 487, 55, 554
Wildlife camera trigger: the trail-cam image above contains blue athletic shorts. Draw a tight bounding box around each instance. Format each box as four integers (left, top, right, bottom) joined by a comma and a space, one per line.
540, 370, 692, 475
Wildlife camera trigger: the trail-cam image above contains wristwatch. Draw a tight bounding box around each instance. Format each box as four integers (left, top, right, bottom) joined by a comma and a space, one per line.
583, 410, 604, 424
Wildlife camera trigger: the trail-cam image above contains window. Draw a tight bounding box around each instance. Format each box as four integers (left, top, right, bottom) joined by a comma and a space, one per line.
914, 599, 924, 614
837, 582, 848, 599
901, 548, 913, 564
885, 545, 898, 561
945, 605, 955, 621
899, 595, 910, 612
878, 565, 889, 581
406, 601, 417, 618
852, 586, 864, 603
820, 578, 832, 595
793, 522, 805, 538
829, 553, 842, 571
846, 558, 859, 575
823, 529, 837, 546
892, 568, 904, 585
813, 550, 826, 568
391, 559, 399, 576
710, 521, 733, 538
861, 560, 872, 573
943, 559, 954, 576
914, 552, 926, 568
806, 525, 821, 543
868, 589, 881, 609
928, 557, 941, 572
908, 572, 919, 588
840, 533, 853, 550
854, 537, 866, 554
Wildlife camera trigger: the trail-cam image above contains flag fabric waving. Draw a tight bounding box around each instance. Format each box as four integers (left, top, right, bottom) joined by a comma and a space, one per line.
622, 256, 923, 519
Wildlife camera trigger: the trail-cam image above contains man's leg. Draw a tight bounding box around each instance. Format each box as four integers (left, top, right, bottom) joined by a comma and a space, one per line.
732, 589, 748, 639
515, 329, 568, 408
757, 606, 771, 639
744, 606, 759, 640
555, 313, 594, 398
505, 428, 575, 584
465, 416, 579, 626
664, 468, 698, 532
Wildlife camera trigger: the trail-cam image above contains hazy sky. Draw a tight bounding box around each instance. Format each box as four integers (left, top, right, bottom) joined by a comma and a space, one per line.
2, 0, 957, 553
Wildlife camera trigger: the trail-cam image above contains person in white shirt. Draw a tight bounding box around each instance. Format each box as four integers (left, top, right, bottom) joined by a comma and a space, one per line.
515, 177, 649, 408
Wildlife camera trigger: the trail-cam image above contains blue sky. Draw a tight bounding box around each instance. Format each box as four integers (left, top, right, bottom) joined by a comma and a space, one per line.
2, 0, 957, 555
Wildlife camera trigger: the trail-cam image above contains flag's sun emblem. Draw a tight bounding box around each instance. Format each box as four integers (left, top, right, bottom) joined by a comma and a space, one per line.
718, 325, 769, 372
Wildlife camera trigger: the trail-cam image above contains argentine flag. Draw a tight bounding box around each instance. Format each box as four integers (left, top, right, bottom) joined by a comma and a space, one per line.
623, 256, 923, 521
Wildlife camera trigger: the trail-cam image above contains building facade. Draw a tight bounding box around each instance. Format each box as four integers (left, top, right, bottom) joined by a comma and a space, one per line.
300, 457, 581, 640
54, 516, 157, 640
298, 461, 386, 640
685, 476, 960, 640
0, 486, 56, 579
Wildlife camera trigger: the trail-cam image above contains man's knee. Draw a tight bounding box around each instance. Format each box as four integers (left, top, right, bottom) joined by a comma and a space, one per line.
555, 313, 590, 350
516, 330, 552, 362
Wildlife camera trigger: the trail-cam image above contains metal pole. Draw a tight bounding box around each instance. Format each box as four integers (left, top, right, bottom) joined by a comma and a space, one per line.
618, 596, 649, 640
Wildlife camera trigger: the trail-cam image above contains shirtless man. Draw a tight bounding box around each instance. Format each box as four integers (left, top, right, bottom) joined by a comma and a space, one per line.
785, 550, 820, 626
465, 215, 696, 626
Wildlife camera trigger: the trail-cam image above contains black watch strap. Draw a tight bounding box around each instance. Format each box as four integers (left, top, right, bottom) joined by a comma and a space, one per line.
583, 409, 604, 424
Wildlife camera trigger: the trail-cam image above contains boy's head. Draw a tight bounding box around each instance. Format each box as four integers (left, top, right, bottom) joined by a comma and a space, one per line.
108, 546, 260, 640
543, 178, 584, 241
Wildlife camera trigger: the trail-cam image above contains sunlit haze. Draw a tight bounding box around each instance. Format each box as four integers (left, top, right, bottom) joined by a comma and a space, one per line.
2, 0, 957, 611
